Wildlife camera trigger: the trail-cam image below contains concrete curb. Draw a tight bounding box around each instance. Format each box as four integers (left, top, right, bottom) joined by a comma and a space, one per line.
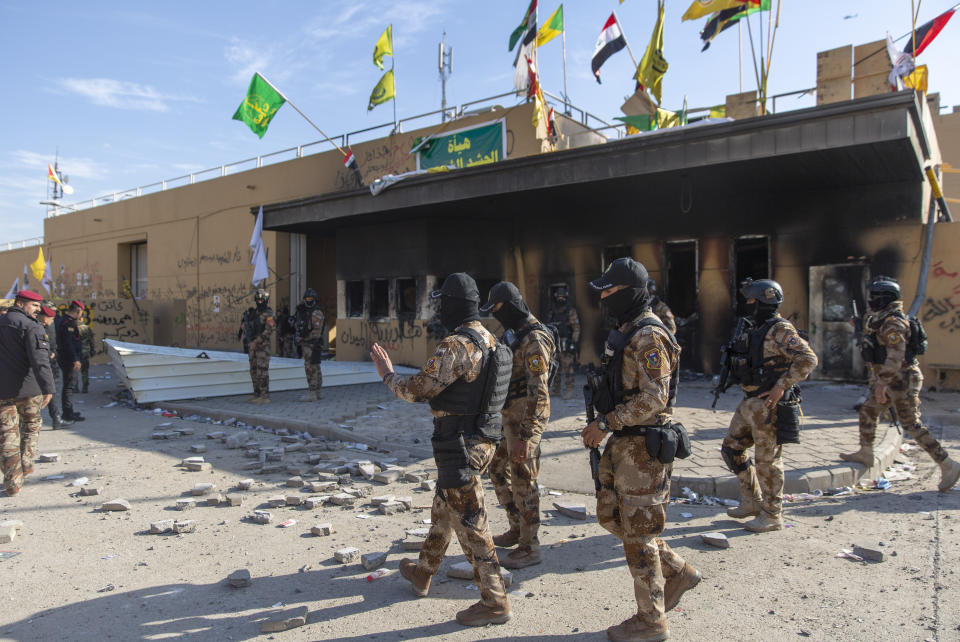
670, 424, 903, 500
158, 401, 434, 460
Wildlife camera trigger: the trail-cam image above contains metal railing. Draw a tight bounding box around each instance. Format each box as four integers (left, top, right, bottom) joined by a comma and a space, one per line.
3, 237, 44, 251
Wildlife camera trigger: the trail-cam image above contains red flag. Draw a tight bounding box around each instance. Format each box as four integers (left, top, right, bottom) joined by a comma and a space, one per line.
904, 9, 955, 56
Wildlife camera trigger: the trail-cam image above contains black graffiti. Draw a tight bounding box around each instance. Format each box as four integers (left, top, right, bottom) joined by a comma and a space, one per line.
922, 296, 958, 322
339, 321, 424, 349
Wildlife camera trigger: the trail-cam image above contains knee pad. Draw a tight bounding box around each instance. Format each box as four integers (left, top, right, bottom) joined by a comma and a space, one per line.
721, 445, 752, 474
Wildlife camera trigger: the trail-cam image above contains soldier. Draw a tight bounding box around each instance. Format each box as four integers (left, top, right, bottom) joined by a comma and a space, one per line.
545, 282, 580, 399
277, 305, 299, 358
648, 279, 677, 334
369, 273, 512, 627
841, 277, 960, 491
76, 321, 94, 393
55, 300, 85, 422
240, 289, 275, 404
481, 281, 555, 569
295, 288, 326, 402
581, 259, 700, 642
37, 306, 70, 429
0, 290, 55, 496
720, 279, 818, 533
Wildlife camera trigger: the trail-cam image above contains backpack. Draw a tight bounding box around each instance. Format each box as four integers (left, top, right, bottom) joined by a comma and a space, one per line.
906, 315, 928, 361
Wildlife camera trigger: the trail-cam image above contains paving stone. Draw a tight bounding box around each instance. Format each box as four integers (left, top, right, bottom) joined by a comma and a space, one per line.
249, 510, 272, 524
373, 457, 398, 468
267, 496, 287, 508
311, 523, 334, 536
149, 520, 175, 534
361, 551, 388, 571
280, 435, 300, 443
175, 499, 196, 511
237, 479, 254, 490
261, 605, 307, 633
358, 463, 377, 479
402, 527, 430, 550
206, 431, 225, 439
701, 532, 730, 549
258, 465, 284, 475
285, 495, 304, 506
305, 481, 338, 493
191, 483, 216, 496
404, 471, 432, 483
420, 480, 436, 492
228, 568, 252, 588
553, 502, 587, 520
205, 494, 224, 507
190, 445, 207, 454
852, 545, 885, 562
242, 462, 262, 471
175, 428, 195, 436
37, 453, 61, 463
152, 431, 171, 440
378, 501, 407, 515
285, 466, 307, 476
396, 496, 413, 510
173, 520, 197, 534
286, 476, 304, 488
370, 494, 395, 506
284, 442, 305, 453
330, 493, 357, 507
225, 493, 244, 507
79, 486, 102, 496
182, 456, 205, 466
186, 462, 213, 472
334, 547, 361, 564
373, 469, 403, 484
447, 561, 512, 588
101, 499, 131, 512
352, 484, 373, 497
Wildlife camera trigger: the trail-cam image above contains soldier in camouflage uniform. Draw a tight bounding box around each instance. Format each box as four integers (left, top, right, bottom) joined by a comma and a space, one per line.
481, 282, 555, 569
582, 259, 700, 642
370, 273, 511, 628
720, 279, 818, 533
841, 277, 960, 491
76, 322, 94, 393
0, 291, 55, 496
648, 279, 677, 335
241, 289, 275, 404
295, 288, 326, 402
545, 282, 580, 399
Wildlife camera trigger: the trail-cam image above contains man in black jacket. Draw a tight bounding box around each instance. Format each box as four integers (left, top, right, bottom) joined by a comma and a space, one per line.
0, 290, 54, 496
56, 300, 85, 422
38, 305, 70, 429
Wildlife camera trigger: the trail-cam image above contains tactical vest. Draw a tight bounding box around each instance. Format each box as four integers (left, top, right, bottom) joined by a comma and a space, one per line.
728, 317, 789, 395
503, 322, 559, 403
861, 310, 927, 365
295, 304, 321, 340
591, 317, 679, 419
547, 305, 572, 338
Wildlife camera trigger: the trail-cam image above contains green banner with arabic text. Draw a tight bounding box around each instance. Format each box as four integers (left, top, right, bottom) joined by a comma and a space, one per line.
416, 120, 506, 170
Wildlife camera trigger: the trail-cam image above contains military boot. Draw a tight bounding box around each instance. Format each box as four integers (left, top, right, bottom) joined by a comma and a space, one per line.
298, 392, 317, 402
744, 510, 784, 533
726, 495, 761, 519
664, 563, 702, 611
252, 396, 270, 405
500, 545, 541, 569
938, 457, 960, 492
455, 601, 511, 626
492, 528, 520, 547
839, 446, 874, 468
245, 395, 261, 403
399, 558, 431, 597
606, 615, 668, 642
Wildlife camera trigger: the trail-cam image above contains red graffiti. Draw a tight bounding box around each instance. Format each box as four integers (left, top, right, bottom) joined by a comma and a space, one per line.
932, 261, 959, 279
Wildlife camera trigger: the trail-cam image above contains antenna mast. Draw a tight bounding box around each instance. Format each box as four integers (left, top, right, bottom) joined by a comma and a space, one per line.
439, 32, 453, 121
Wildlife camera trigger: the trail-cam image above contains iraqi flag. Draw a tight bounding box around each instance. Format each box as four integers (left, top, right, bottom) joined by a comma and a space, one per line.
592, 13, 627, 84
904, 8, 955, 56
343, 148, 364, 187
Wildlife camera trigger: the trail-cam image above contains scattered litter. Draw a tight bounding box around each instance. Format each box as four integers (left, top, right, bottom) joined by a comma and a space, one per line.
682, 487, 698, 502
465, 583, 479, 591
920, 511, 934, 520
836, 549, 864, 562
510, 589, 526, 598
421, 519, 432, 525
883, 469, 912, 482
355, 514, 369, 520
548, 490, 563, 496
822, 486, 854, 496
900, 443, 918, 453
701, 532, 729, 549
376, 405, 386, 410
43, 475, 65, 480
102, 402, 118, 408
278, 519, 296, 528
784, 492, 823, 502
366, 569, 391, 581
271, 602, 285, 608
70, 477, 89, 487
96, 584, 115, 593
680, 512, 693, 518
858, 479, 892, 491
0, 551, 21, 561
161, 412, 178, 418
101, 554, 117, 560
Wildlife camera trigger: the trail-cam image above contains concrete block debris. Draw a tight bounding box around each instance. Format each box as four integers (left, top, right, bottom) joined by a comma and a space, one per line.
330, 493, 357, 507
448, 561, 512, 588
267, 496, 287, 508
285, 495, 304, 506
37, 453, 61, 463
420, 480, 436, 492
311, 523, 334, 537
701, 532, 730, 549
228, 568, 251, 588
402, 527, 430, 551
851, 546, 885, 562
370, 494, 395, 506
191, 483, 216, 496
378, 501, 407, 515
373, 469, 403, 484
237, 479, 254, 490
101, 499, 131, 512
249, 510, 272, 524
175, 499, 196, 511
260, 606, 307, 633
79, 486, 102, 496
286, 476, 304, 488
361, 552, 387, 571
305, 481, 338, 493
149, 520, 175, 534
190, 445, 207, 454
553, 503, 587, 520
225, 494, 244, 507
173, 520, 196, 534
334, 547, 360, 564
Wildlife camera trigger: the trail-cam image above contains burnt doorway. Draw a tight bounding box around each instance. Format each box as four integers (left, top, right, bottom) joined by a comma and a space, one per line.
665, 241, 698, 369
734, 236, 770, 316
809, 264, 869, 380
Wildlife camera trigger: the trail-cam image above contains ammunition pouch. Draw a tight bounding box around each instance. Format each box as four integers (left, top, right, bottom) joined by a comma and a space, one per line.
309, 342, 324, 364
619, 422, 691, 464
860, 335, 885, 365
587, 370, 616, 415
432, 416, 476, 489
775, 386, 803, 445
721, 445, 752, 474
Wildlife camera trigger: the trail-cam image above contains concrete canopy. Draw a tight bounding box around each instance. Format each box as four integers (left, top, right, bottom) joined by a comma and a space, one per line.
261, 91, 933, 234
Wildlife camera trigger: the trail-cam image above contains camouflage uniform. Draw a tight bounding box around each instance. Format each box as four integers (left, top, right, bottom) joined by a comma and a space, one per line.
546, 304, 580, 398
721, 317, 818, 519
1, 396, 44, 494
857, 301, 947, 463
77, 323, 94, 392
245, 307, 275, 399
489, 316, 554, 552
297, 306, 326, 395
596, 310, 688, 628
651, 297, 677, 335
385, 320, 508, 612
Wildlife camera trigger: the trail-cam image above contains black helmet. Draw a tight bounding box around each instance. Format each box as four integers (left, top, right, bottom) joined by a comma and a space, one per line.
867, 276, 901, 311
430, 273, 480, 302
254, 288, 269, 305
551, 282, 569, 303
647, 278, 658, 295
740, 278, 783, 306
303, 288, 318, 307
480, 281, 523, 313
589, 258, 649, 291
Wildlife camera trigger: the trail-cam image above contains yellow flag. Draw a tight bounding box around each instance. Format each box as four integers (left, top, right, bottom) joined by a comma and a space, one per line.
373, 25, 393, 70
904, 65, 928, 93
30, 247, 46, 283
656, 108, 681, 129
682, 0, 750, 22
368, 69, 395, 110
536, 5, 564, 47
635, 1, 668, 105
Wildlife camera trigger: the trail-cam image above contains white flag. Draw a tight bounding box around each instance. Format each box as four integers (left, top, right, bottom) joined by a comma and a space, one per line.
514, 39, 535, 93
886, 32, 914, 89
41, 260, 54, 293
3, 278, 19, 299
250, 206, 269, 286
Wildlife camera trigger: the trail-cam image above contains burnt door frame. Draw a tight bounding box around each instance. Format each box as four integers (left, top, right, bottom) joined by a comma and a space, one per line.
732, 235, 771, 315
809, 263, 870, 381
665, 239, 699, 369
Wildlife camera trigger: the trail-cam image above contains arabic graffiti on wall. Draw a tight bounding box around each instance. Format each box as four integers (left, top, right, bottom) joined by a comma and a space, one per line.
922, 260, 960, 333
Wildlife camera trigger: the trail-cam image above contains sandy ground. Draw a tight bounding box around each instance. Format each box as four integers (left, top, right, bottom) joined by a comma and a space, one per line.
1, 365, 959, 641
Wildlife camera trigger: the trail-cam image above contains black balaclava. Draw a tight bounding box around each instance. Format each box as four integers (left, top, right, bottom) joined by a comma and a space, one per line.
604, 286, 651, 326
749, 301, 780, 322
868, 293, 898, 312
492, 300, 530, 331
440, 296, 480, 332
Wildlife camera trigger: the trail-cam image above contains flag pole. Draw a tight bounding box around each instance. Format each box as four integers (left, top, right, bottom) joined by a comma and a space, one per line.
614, 10, 640, 68
562, 6, 569, 114
392, 26, 398, 133
738, 20, 743, 93
257, 72, 347, 157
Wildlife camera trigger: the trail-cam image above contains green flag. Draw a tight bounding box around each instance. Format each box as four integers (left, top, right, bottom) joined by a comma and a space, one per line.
373, 25, 393, 70
536, 5, 564, 47
615, 115, 656, 134
509, 0, 537, 50
232, 73, 286, 138
635, 0, 668, 104
368, 69, 395, 111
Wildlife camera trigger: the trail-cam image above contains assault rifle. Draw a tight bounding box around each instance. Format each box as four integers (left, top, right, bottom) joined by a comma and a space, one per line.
583, 378, 602, 497
712, 317, 747, 408
851, 300, 899, 429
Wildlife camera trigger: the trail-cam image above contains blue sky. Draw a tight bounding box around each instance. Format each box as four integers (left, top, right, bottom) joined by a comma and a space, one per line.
2, 0, 957, 245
